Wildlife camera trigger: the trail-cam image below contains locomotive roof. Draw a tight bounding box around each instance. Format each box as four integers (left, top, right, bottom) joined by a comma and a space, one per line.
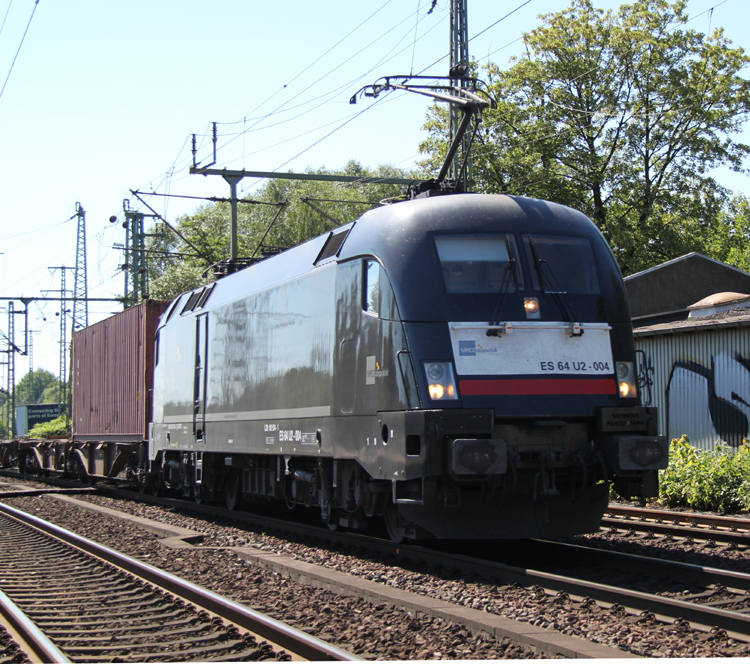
166, 193, 614, 324
340, 192, 603, 260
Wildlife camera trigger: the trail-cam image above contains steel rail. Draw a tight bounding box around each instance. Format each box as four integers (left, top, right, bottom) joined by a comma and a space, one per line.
7, 472, 750, 641
601, 516, 750, 544
110, 490, 750, 639
0, 588, 70, 663
608, 504, 750, 530
604, 505, 750, 544
0, 502, 360, 662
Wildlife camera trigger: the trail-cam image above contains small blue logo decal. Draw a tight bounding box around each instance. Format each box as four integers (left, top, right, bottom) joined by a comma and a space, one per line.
459, 340, 476, 356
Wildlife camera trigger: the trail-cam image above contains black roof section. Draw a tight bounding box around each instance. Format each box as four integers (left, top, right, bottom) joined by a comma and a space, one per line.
625, 253, 750, 326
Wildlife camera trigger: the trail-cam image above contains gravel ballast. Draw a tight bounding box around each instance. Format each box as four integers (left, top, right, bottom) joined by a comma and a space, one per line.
2, 493, 538, 660
4, 487, 750, 657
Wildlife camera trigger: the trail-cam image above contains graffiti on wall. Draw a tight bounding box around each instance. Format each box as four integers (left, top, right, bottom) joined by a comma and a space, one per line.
636, 350, 654, 407
663, 351, 750, 447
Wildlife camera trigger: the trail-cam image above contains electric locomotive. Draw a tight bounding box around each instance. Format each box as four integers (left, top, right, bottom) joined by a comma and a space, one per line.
146, 192, 668, 541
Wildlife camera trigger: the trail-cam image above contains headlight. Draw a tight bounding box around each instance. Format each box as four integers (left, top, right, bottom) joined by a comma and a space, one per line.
617, 361, 637, 400
426, 363, 444, 381
429, 384, 445, 399
524, 297, 540, 319
423, 361, 458, 401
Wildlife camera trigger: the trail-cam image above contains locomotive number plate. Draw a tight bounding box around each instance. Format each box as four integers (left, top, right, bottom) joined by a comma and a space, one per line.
449, 322, 614, 376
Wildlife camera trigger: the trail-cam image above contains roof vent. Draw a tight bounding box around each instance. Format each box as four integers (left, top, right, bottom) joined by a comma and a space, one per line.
687, 292, 750, 317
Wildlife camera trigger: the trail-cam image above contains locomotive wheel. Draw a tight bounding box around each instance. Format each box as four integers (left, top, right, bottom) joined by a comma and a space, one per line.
326, 511, 339, 531
224, 473, 240, 511
384, 504, 406, 544
149, 472, 164, 497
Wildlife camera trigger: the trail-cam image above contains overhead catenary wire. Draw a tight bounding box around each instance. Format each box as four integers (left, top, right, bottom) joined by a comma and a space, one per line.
224, 0, 532, 191
126, 0, 736, 226
0, 0, 39, 102
234, 1, 534, 196
131, 0, 642, 245
0, 0, 14, 39
134, 7, 420, 208
133, 2, 452, 204
205, 5, 449, 169
239, 92, 402, 196
236, 0, 396, 129
0, 217, 75, 243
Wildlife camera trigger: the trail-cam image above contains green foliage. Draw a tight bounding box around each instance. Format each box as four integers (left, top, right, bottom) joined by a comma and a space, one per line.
15, 369, 60, 405
147, 160, 415, 300
41, 382, 62, 405
420, 0, 750, 276
0, 371, 64, 439
27, 415, 70, 439
658, 436, 750, 513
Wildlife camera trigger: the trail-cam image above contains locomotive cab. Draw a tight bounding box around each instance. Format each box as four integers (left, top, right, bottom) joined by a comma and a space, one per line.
335, 193, 668, 539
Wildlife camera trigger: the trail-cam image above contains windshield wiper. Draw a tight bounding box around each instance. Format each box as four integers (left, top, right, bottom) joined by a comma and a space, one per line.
487, 258, 518, 337
528, 238, 578, 324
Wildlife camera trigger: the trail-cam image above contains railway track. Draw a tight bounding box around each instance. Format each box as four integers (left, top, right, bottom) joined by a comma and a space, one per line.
7, 470, 750, 655
0, 587, 67, 663
489, 539, 750, 638
0, 501, 358, 662
104, 495, 750, 646
604, 504, 750, 544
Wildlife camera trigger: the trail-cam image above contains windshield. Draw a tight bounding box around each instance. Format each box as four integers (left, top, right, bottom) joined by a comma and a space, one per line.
435, 235, 521, 293
525, 235, 600, 295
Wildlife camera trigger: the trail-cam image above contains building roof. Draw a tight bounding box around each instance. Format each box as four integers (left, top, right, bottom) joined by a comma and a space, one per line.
633, 305, 750, 337
624, 253, 750, 326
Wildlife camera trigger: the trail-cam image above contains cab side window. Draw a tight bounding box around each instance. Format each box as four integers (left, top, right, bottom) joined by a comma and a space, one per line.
363, 259, 400, 320
365, 260, 380, 314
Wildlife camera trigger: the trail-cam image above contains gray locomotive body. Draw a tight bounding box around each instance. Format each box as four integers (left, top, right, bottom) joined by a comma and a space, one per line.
148, 193, 668, 540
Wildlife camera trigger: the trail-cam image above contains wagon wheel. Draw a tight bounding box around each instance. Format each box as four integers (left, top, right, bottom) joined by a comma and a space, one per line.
224, 473, 240, 511
24, 453, 39, 476
384, 504, 407, 544
70, 454, 88, 482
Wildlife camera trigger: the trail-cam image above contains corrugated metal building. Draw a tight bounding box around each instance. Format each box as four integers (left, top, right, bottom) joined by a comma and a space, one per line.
634, 296, 750, 451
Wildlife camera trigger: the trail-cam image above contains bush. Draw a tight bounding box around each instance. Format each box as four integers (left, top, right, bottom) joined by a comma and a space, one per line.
658, 436, 750, 513
27, 415, 70, 439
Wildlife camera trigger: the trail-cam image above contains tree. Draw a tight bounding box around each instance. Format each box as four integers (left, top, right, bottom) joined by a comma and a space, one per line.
147, 161, 414, 299
420, 0, 750, 275
15, 369, 60, 405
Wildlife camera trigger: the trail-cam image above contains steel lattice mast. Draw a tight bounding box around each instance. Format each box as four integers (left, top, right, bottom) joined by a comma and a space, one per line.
72, 202, 88, 331
449, 0, 471, 186
7, 304, 13, 435
122, 200, 148, 307
48, 267, 73, 412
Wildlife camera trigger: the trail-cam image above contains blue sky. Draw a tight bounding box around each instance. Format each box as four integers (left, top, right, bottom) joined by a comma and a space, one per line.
0, 0, 745, 381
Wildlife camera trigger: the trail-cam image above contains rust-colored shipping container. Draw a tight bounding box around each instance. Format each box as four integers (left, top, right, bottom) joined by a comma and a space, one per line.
72, 300, 170, 442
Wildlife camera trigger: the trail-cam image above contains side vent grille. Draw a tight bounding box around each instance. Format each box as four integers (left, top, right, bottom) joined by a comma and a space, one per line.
180, 291, 202, 315
314, 226, 352, 265
180, 283, 216, 316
